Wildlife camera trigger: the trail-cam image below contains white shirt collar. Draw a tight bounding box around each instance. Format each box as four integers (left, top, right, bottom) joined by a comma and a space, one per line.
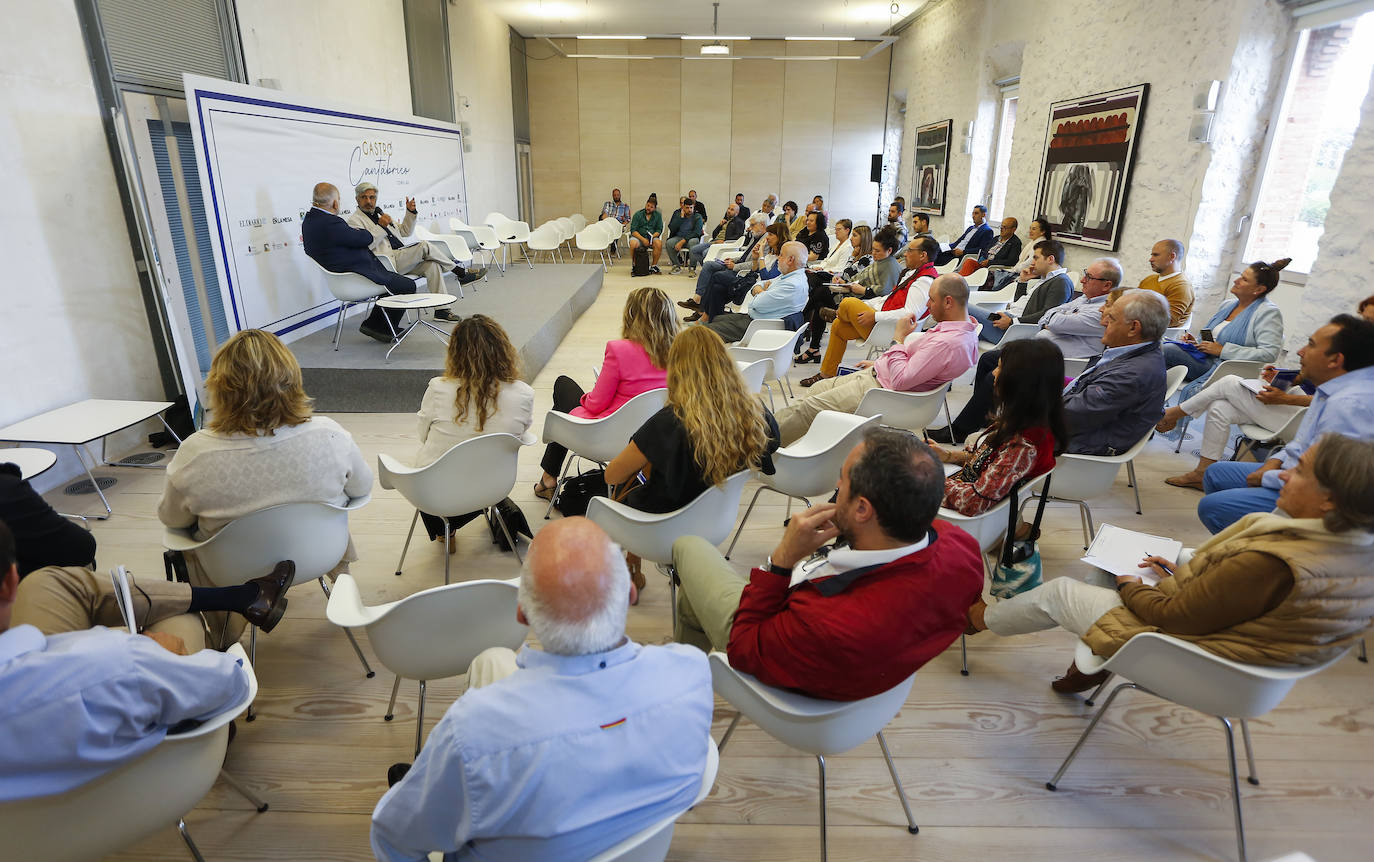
1156, 270, 1182, 282
788, 535, 931, 589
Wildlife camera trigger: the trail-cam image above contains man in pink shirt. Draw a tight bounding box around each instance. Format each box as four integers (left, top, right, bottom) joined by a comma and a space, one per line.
776, 274, 979, 444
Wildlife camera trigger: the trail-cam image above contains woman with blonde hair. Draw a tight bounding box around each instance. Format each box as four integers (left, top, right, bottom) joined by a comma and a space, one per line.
415, 315, 535, 550
159, 328, 372, 646
534, 287, 678, 498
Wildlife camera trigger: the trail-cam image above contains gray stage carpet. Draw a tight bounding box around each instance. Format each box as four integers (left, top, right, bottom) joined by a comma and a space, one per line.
293, 264, 604, 412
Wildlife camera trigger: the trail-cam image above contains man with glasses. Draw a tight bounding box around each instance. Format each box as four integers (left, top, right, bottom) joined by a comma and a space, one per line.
928, 258, 1121, 444
968, 239, 1074, 345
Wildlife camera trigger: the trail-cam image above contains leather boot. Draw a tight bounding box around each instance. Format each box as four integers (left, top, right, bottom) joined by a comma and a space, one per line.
1051, 660, 1111, 694
243, 560, 294, 633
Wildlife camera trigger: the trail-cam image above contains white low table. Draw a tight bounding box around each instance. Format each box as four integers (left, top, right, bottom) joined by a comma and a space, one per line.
376, 293, 459, 359
2, 447, 57, 480
0, 399, 179, 519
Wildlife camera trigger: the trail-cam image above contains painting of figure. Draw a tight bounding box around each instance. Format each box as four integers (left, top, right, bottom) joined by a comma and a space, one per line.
912, 119, 952, 216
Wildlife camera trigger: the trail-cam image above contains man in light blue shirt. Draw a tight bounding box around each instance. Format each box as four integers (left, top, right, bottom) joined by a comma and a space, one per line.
370, 517, 713, 862
0, 521, 252, 802
703, 240, 811, 343
1198, 314, 1374, 533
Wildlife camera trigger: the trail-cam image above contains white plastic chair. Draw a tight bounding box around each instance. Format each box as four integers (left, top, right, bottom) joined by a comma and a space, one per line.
1233, 406, 1307, 462
1164, 362, 1189, 401
1063, 357, 1091, 378
312, 260, 392, 350
855, 382, 954, 434
378, 433, 532, 584
555, 217, 577, 254
587, 739, 720, 862
859, 317, 899, 360
576, 224, 614, 270
569, 213, 588, 233
526, 224, 563, 263
735, 358, 770, 398
725, 411, 879, 558
0, 644, 266, 862
488, 214, 532, 269
325, 574, 528, 756
451, 219, 504, 274
934, 258, 960, 274
968, 280, 1019, 312
978, 321, 1038, 354
1173, 359, 1266, 452
702, 235, 746, 263
728, 326, 809, 404
1048, 634, 1353, 862
540, 388, 668, 518
586, 471, 751, 628
738, 316, 786, 345
1029, 429, 1153, 548
709, 652, 920, 861
162, 497, 377, 711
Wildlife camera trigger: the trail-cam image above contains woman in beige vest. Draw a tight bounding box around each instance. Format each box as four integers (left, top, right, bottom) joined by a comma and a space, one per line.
964, 433, 1374, 692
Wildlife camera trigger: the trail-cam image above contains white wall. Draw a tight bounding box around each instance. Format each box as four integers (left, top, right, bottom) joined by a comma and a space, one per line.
447, 0, 519, 220
0, 0, 164, 489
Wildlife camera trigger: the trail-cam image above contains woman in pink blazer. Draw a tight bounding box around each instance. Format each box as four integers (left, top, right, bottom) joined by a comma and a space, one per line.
534, 287, 679, 497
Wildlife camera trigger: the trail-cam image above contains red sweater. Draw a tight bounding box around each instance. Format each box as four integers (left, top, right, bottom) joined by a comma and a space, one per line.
726, 521, 985, 701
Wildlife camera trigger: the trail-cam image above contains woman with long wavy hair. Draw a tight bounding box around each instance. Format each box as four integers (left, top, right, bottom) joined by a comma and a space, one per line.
798, 223, 874, 363
605, 326, 780, 589
414, 315, 534, 551
534, 287, 679, 498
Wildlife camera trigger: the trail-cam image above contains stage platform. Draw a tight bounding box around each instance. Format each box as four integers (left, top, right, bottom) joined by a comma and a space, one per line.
293, 264, 604, 412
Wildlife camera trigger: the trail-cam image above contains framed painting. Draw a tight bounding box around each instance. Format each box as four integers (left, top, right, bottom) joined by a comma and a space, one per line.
911, 119, 952, 216
1033, 84, 1149, 250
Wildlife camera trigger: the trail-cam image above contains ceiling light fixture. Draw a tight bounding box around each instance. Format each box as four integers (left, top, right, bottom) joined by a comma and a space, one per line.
784, 36, 857, 41
700, 3, 730, 56
576, 35, 647, 40
681, 35, 750, 40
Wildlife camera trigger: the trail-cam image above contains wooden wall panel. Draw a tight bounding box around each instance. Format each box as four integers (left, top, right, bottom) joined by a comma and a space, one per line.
728, 40, 786, 212
831, 45, 891, 226
780, 41, 838, 221
576, 44, 630, 221
679, 58, 733, 224
526, 39, 580, 225
629, 42, 683, 211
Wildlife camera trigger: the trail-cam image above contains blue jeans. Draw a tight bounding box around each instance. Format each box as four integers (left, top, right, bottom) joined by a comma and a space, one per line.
694, 259, 730, 297
969, 304, 1006, 344
687, 240, 712, 270
1162, 342, 1216, 382
1198, 461, 1280, 533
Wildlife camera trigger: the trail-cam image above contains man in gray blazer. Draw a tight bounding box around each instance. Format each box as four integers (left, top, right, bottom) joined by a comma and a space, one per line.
1061, 289, 1170, 455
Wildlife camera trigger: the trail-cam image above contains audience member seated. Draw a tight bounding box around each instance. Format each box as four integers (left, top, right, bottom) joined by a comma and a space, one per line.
927, 259, 1120, 443
1114, 238, 1193, 327
665, 196, 705, 273
413, 316, 535, 551
158, 330, 372, 648
804, 235, 940, 385
670, 427, 984, 700
976, 217, 1049, 291
0, 519, 254, 802
599, 188, 630, 224
698, 224, 787, 323
628, 197, 665, 274
682, 212, 765, 313
811, 195, 828, 219
813, 217, 855, 274
302, 181, 415, 342
758, 194, 779, 224
345, 181, 480, 323
958, 216, 1022, 277
1191, 314, 1374, 533
798, 223, 872, 362
910, 211, 932, 240
776, 274, 979, 444
369, 518, 713, 862
733, 192, 751, 221
686, 202, 747, 274
931, 339, 1066, 515
936, 205, 994, 265
969, 239, 1074, 345
781, 200, 802, 238
702, 240, 811, 343
884, 201, 909, 246
794, 210, 830, 262
534, 287, 677, 499
687, 188, 707, 222
966, 433, 1374, 692
0, 462, 96, 576
1164, 258, 1287, 382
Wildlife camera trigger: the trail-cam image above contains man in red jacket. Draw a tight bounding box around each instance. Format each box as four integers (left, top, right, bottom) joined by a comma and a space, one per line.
670, 427, 985, 701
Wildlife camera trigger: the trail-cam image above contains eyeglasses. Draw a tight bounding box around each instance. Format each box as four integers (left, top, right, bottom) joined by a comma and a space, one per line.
1081, 273, 1110, 283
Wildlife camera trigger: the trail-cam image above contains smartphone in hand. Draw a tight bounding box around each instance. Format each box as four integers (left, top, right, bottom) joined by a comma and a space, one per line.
1200, 328, 1214, 342
1269, 368, 1300, 392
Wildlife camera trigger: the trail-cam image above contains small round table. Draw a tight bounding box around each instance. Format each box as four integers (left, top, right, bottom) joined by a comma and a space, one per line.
4, 447, 58, 480
375, 293, 460, 359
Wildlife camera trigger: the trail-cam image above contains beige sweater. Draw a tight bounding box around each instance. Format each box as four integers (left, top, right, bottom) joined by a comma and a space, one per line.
415, 378, 535, 467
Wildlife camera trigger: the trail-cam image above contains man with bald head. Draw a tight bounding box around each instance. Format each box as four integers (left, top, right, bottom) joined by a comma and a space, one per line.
1115, 238, 1193, 326
703, 240, 812, 343
371, 517, 713, 862
301, 182, 416, 341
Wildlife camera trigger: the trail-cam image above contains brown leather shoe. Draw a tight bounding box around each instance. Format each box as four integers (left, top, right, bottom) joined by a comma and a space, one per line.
683, 311, 702, 323
677, 297, 701, 310
1050, 661, 1111, 694
244, 561, 294, 633
819, 307, 838, 323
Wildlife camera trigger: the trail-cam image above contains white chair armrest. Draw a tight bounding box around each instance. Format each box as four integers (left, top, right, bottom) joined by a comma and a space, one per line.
324, 573, 401, 628
162, 527, 204, 553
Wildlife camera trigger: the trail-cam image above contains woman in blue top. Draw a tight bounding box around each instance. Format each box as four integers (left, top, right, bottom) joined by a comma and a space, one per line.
1164, 257, 1288, 382
699, 223, 789, 322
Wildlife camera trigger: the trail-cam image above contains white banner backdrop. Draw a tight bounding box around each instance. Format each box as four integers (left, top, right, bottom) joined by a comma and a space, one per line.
182, 74, 468, 340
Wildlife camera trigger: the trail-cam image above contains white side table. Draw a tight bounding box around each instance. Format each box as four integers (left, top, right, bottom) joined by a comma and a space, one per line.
3, 447, 57, 480
376, 293, 460, 359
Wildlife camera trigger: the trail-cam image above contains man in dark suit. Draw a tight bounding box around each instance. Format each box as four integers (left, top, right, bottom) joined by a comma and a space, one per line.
936, 205, 995, 265
732, 192, 750, 221
302, 182, 416, 342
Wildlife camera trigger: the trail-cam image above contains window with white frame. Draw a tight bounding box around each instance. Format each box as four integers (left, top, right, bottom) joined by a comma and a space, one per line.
988, 86, 1018, 221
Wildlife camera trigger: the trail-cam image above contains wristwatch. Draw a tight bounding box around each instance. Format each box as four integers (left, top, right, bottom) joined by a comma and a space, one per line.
765, 556, 792, 576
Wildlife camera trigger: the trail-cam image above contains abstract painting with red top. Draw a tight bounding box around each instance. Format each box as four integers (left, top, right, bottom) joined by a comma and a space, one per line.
1034, 84, 1149, 251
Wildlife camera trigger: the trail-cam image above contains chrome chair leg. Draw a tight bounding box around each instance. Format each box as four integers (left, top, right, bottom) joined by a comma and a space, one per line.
395, 510, 420, 575
817, 754, 829, 862
318, 577, 375, 677
960, 634, 969, 676
1219, 716, 1249, 862
717, 712, 742, 754
442, 522, 452, 586
384, 675, 402, 721
245, 626, 258, 722
878, 731, 919, 834
545, 457, 572, 520
725, 485, 767, 560
1126, 460, 1142, 514
219, 769, 269, 812
414, 679, 427, 757
491, 505, 525, 565
1239, 718, 1259, 785
178, 819, 207, 862
1047, 682, 1138, 790
1084, 673, 1115, 707
1359, 638, 1367, 663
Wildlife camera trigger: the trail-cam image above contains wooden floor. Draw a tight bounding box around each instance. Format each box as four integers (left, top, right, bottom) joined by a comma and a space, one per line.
72, 260, 1372, 861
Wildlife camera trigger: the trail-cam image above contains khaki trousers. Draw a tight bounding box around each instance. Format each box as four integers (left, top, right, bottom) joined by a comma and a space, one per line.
465, 646, 523, 689
670, 536, 749, 653
13, 565, 207, 649
389, 241, 454, 293
776, 369, 881, 445
820, 298, 876, 377
982, 577, 1123, 638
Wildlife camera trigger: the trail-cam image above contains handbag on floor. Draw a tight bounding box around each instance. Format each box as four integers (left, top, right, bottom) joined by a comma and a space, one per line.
486, 497, 533, 552
631, 244, 650, 277
989, 472, 1053, 600
552, 468, 609, 517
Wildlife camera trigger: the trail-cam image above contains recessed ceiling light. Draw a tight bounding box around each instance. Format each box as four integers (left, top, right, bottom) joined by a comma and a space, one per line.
576, 35, 647, 40
784, 36, 856, 41
700, 43, 730, 55
681, 35, 750, 40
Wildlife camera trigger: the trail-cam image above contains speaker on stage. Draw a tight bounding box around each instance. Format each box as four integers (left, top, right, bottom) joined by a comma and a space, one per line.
870, 154, 882, 183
